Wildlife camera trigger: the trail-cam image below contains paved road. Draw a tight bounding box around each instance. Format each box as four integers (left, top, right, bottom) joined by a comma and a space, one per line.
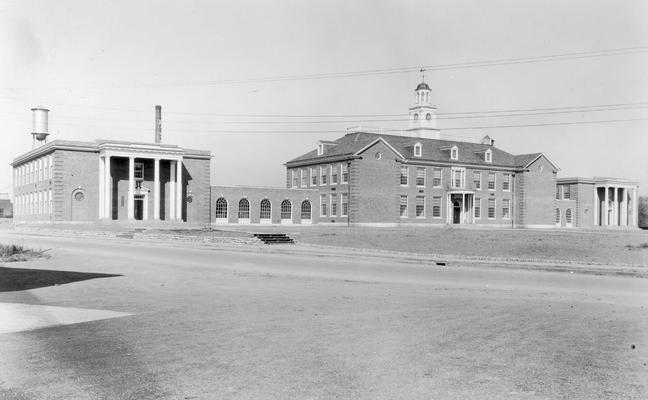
1, 232, 647, 399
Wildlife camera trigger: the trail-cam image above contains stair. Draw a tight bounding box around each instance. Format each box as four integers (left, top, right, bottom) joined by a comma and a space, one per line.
253, 233, 295, 245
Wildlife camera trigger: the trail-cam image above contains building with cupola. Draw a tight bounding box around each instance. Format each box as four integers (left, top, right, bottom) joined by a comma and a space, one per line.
10, 83, 640, 228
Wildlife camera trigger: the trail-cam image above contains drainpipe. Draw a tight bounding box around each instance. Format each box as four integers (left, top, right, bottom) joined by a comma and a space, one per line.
346, 159, 352, 228
511, 172, 516, 228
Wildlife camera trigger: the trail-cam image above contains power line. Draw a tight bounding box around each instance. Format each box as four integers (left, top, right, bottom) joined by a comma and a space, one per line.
2, 46, 647, 91
1, 101, 646, 122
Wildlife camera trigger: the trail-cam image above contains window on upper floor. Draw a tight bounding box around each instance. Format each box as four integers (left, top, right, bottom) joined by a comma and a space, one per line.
331, 165, 338, 185
414, 143, 422, 157
341, 163, 349, 184
473, 171, 482, 190
502, 173, 511, 191
317, 143, 324, 156
485, 149, 492, 163
301, 169, 308, 187
400, 166, 409, 186
451, 146, 458, 160
563, 185, 571, 200
416, 167, 426, 187
134, 163, 144, 180
433, 168, 442, 187
451, 169, 465, 189
311, 168, 318, 186
488, 172, 496, 190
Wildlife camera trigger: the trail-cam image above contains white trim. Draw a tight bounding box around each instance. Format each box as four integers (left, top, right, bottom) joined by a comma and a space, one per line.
522, 153, 560, 171
353, 137, 405, 159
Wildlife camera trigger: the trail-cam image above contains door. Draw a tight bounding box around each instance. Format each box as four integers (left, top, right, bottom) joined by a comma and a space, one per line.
134, 199, 143, 220
453, 201, 461, 224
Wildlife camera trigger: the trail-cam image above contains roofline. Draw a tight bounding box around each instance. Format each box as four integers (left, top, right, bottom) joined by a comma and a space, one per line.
354, 137, 405, 159
11, 140, 96, 166
285, 154, 359, 168
401, 159, 520, 172
522, 153, 561, 171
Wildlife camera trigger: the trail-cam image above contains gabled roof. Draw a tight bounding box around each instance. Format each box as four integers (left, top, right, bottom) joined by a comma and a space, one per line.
286, 132, 542, 169
514, 152, 560, 171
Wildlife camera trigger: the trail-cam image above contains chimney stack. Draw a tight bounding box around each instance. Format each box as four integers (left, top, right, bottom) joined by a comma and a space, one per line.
155, 105, 162, 143
31, 106, 50, 148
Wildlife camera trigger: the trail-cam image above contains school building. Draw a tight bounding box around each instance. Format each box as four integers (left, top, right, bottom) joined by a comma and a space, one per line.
10, 85, 640, 228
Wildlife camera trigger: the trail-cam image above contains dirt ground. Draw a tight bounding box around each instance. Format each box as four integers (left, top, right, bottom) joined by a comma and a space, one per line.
0, 232, 647, 399
235, 225, 648, 265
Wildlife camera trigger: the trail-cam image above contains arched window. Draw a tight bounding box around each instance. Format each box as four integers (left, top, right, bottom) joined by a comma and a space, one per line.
566, 208, 572, 224
555, 208, 560, 224
238, 198, 250, 219
260, 199, 271, 220
301, 200, 312, 220
215, 197, 227, 219
281, 200, 292, 220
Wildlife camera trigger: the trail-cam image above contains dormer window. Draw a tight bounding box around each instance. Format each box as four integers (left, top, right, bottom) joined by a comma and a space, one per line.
451, 146, 458, 160
414, 143, 422, 157
485, 149, 492, 163
413, 113, 419, 120
317, 143, 324, 156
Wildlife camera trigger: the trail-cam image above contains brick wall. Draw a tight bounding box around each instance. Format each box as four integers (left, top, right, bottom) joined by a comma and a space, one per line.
210, 186, 320, 225
58, 149, 99, 221
516, 156, 557, 227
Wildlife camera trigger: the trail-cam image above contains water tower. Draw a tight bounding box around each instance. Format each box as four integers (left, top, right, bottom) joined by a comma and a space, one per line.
31, 106, 50, 148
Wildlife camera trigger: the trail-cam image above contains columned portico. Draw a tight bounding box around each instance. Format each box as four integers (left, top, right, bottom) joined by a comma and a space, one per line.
446, 191, 474, 224
97, 141, 185, 222
594, 180, 639, 227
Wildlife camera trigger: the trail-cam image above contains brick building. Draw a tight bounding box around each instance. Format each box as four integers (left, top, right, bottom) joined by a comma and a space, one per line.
12, 139, 211, 223
556, 177, 639, 228
9, 84, 640, 228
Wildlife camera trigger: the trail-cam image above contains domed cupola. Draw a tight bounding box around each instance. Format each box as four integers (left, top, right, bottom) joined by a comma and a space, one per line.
406, 69, 439, 139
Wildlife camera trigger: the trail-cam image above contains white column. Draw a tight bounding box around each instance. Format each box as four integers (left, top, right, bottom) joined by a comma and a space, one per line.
128, 156, 135, 220
98, 157, 105, 219
593, 187, 598, 226
621, 188, 628, 226
632, 188, 638, 226
603, 186, 609, 226
176, 159, 183, 221
143, 193, 149, 221
461, 193, 465, 224
614, 187, 619, 226
104, 155, 112, 219
153, 158, 160, 220
169, 161, 176, 220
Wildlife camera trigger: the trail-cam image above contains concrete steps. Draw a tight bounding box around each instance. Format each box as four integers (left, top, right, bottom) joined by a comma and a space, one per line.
253, 233, 295, 245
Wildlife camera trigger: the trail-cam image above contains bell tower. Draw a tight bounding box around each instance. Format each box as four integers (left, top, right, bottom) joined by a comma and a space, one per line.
406, 69, 440, 139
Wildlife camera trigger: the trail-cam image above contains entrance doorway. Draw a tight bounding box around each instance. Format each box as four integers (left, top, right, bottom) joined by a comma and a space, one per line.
134, 194, 145, 220
453, 201, 461, 224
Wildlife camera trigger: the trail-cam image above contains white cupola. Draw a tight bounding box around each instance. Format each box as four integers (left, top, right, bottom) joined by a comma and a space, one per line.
406, 72, 440, 139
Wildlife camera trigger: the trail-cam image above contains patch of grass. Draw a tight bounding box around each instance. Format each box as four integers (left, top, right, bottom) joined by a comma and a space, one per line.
0, 243, 50, 262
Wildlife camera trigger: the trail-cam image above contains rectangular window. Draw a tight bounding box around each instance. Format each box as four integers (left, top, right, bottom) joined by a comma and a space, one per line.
400, 166, 409, 186
330, 194, 338, 216
416, 196, 425, 218
301, 169, 308, 187
341, 193, 348, 217
341, 163, 349, 184
416, 167, 426, 187
292, 170, 298, 188
474, 198, 481, 219
331, 165, 338, 185
320, 194, 328, 217
48, 155, 53, 179
134, 162, 144, 179
400, 195, 408, 218
488, 172, 496, 190
502, 173, 511, 191
473, 171, 481, 190
502, 199, 510, 219
488, 198, 496, 219
563, 185, 571, 200
432, 196, 441, 218
556, 186, 560, 200
451, 169, 465, 189
311, 168, 317, 186
320, 166, 328, 185
433, 168, 442, 187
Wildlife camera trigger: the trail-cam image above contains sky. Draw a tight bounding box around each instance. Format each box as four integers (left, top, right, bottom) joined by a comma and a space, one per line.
1, 0, 647, 197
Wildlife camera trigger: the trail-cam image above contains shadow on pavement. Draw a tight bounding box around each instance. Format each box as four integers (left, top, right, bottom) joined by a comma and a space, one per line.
0, 267, 122, 292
